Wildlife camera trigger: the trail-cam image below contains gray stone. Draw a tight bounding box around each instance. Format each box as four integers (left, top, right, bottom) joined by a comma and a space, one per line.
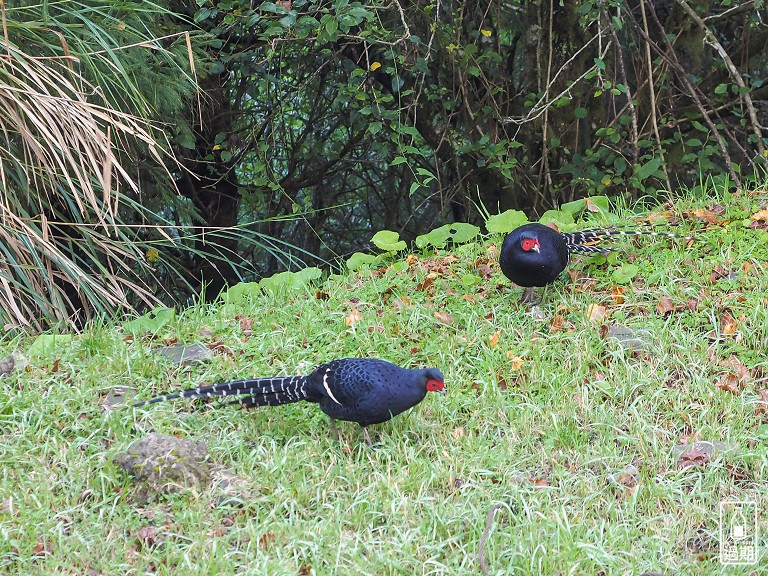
115, 433, 210, 501
155, 343, 213, 366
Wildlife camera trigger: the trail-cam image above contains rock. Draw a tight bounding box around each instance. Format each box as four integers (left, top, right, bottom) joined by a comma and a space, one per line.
607, 325, 650, 351
155, 343, 213, 366
0, 352, 27, 377
115, 433, 210, 501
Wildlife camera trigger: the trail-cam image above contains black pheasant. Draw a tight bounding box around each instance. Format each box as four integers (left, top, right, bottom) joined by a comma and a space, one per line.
499, 222, 692, 303
134, 358, 445, 442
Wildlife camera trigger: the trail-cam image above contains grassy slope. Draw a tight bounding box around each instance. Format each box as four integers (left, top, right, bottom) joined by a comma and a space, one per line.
1, 187, 767, 575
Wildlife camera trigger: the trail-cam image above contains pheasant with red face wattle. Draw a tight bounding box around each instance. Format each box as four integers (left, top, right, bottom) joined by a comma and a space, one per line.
134, 358, 445, 443
499, 222, 692, 303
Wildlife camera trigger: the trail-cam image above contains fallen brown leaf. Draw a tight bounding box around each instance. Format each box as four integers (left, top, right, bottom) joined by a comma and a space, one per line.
750, 208, 768, 221
344, 308, 363, 326
476, 263, 493, 279
691, 208, 721, 224
720, 354, 750, 383
405, 254, 419, 266
238, 315, 254, 335
709, 265, 731, 282
567, 269, 586, 283
489, 330, 501, 347
720, 311, 738, 336
33, 535, 53, 556
434, 311, 454, 325
418, 272, 438, 292
134, 525, 161, 548
716, 373, 741, 395
585, 198, 602, 213
258, 533, 276, 549
392, 297, 411, 311
506, 353, 524, 371
611, 285, 625, 304
678, 445, 711, 469
656, 296, 676, 315
586, 303, 606, 323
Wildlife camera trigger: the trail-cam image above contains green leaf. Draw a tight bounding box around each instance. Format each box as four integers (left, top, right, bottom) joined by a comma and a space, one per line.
485, 210, 528, 234
714, 83, 728, 95
346, 252, 381, 271
221, 282, 261, 305
611, 264, 639, 284
691, 120, 708, 132
27, 333, 75, 358
586, 195, 610, 212
415, 223, 480, 249
635, 157, 663, 179
371, 230, 407, 252
560, 199, 586, 215
122, 307, 176, 335
460, 274, 482, 287
259, 268, 322, 295
539, 210, 574, 227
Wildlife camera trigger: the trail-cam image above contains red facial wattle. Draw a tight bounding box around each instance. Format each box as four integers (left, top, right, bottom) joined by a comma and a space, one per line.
521, 237, 540, 253
426, 379, 445, 393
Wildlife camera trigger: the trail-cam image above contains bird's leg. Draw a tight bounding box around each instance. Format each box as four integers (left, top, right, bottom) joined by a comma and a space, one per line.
519, 287, 541, 305
329, 417, 340, 442
362, 427, 373, 447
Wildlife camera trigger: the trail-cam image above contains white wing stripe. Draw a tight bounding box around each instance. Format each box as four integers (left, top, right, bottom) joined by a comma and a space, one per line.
322, 370, 342, 405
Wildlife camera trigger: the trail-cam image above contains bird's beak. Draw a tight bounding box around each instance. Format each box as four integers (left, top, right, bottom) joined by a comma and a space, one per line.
533, 244, 540, 253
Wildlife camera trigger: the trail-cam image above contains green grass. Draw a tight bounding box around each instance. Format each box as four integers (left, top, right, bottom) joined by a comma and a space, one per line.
1, 186, 767, 574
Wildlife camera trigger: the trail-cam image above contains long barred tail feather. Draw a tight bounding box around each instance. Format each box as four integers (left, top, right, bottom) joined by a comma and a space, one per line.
133, 375, 309, 408
563, 227, 695, 255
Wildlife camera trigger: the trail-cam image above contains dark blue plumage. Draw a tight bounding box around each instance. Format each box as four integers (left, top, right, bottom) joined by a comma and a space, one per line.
499, 222, 693, 302
134, 358, 445, 437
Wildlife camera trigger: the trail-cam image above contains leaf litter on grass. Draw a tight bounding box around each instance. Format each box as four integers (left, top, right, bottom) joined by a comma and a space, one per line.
4, 188, 768, 574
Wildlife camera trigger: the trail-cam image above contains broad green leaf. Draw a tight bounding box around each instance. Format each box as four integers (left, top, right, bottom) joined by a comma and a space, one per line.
636, 157, 663, 179
28, 334, 74, 358
221, 282, 261, 305
260, 268, 322, 295
346, 252, 381, 271
122, 307, 176, 335
486, 210, 528, 234
560, 199, 586, 215
415, 223, 480, 248
371, 230, 407, 252
611, 264, 639, 284
586, 195, 610, 212
460, 274, 482, 287
539, 210, 574, 227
